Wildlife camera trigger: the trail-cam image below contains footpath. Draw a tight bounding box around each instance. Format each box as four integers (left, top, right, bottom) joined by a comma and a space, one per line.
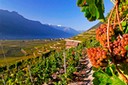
69, 55, 93, 85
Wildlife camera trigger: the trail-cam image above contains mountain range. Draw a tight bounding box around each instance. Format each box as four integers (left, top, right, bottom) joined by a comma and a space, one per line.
0, 9, 79, 40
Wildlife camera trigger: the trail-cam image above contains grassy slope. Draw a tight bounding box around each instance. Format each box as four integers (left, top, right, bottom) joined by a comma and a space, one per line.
71, 22, 101, 41
72, 28, 96, 41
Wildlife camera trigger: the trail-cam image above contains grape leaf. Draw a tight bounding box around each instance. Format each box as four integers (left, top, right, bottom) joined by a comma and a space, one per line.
88, 15, 96, 21
122, 21, 127, 27
77, 0, 105, 21
109, 75, 127, 85
77, 0, 86, 7
93, 68, 127, 85
124, 26, 128, 33
105, 67, 112, 76
96, 0, 100, 4
93, 78, 100, 85
86, 0, 95, 5
89, 4, 98, 17
84, 7, 91, 17
81, 7, 86, 12
96, 0, 105, 21
93, 70, 111, 84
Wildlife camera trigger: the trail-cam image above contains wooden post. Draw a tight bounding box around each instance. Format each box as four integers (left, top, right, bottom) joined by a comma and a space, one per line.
2, 74, 6, 85
63, 51, 66, 74
0, 43, 8, 65
27, 65, 34, 85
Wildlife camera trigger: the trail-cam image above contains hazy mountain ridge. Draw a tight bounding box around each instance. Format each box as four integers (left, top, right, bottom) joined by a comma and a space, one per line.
48, 24, 80, 35
0, 9, 79, 39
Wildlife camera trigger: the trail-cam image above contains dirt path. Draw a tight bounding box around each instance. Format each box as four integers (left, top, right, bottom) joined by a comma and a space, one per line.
69, 55, 93, 85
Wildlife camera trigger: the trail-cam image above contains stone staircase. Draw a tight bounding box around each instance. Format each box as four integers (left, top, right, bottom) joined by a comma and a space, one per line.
69, 55, 93, 85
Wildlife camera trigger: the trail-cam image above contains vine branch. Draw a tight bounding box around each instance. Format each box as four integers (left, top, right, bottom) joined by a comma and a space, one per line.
115, 0, 123, 31
116, 64, 128, 83
107, 1, 117, 52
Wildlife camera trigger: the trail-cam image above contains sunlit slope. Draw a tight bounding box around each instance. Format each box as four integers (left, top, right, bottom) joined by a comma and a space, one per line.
72, 22, 102, 41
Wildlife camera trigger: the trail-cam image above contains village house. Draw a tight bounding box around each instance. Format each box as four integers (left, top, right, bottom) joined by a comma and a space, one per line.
65, 39, 81, 49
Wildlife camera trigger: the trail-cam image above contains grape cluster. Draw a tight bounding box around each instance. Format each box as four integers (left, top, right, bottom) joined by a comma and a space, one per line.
119, 2, 128, 19
112, 34, 128, 60
87, 47, 108, 68
96, 24, 114, 48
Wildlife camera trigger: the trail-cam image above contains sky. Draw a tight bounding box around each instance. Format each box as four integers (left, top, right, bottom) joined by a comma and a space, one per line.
0, 0, 113, 31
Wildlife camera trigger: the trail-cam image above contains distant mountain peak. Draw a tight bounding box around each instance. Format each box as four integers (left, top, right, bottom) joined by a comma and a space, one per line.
0, 9, 79, 39
57, 25, 62, 27
11, 11, 18, 14
0, 9, 20, 16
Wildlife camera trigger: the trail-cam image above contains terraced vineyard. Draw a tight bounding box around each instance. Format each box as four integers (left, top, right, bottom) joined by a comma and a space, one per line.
0, 25, 101, 85
1, 0, 128, 84
0, 39, 65, 66
0, 43, 85, 84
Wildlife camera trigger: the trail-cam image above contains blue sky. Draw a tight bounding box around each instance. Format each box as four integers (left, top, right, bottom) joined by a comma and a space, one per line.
0, 0, 113, 31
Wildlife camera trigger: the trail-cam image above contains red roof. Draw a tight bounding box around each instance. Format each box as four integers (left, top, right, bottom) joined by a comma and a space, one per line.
65, 39, 81, 49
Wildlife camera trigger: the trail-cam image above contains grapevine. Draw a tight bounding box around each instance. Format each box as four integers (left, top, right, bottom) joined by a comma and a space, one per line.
0, 44, 85, 84
77, 0, 128, 84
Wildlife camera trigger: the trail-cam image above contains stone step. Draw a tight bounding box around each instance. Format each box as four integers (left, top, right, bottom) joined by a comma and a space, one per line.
79, 59, 86, 62
81, 62, 89, 65
80, 57, 86, 59
69, 55, 93, 85
69, 80, 91, 85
